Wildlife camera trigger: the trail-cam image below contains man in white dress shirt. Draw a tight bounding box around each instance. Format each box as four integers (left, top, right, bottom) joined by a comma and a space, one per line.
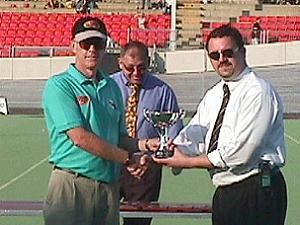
153, 25, 287, 225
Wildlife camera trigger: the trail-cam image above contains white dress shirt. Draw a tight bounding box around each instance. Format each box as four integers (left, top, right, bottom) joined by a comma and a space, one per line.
174, 67, 287, 187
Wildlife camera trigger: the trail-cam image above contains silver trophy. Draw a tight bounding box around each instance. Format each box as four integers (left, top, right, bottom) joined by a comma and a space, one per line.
143, 108, 185, 158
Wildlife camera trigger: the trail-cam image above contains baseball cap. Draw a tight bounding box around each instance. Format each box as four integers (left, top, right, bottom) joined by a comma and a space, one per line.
71, 16, 107, 42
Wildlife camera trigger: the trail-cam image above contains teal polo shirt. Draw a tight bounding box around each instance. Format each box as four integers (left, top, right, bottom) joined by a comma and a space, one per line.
43, 64, 128, 183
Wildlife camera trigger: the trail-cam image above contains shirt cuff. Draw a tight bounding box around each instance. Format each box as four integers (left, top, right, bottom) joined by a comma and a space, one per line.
207, 149, 227, 168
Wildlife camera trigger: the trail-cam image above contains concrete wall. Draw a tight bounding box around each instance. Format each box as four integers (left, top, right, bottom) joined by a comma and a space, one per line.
0, 53, 120, 79
163, 49, 207, 74
170, 41, 300, 73
1, 41, 300, 79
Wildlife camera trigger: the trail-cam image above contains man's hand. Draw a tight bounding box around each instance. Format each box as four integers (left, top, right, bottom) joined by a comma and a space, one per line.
144, 138, 160, 153
152, 147, 190, 168
127, 153, 151, 179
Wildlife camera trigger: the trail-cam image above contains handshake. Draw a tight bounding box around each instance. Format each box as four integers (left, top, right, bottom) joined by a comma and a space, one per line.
125, 138, 184, 178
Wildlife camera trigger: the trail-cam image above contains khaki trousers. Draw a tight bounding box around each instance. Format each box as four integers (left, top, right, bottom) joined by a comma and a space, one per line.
43, 168, 120, 225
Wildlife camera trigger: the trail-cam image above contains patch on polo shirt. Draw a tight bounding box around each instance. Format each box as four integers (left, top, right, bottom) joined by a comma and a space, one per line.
77, 96, 90, 105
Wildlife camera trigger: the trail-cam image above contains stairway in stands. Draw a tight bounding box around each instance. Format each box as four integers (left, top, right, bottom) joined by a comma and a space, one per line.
176, 0, 205, 49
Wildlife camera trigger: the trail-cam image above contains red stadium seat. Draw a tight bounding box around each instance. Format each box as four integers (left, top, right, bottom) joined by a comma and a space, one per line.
7, 29, 16, 36
20, 14, 30, 21
23, 37, 33, 46
28, 22, 37, 30
25, 30, 36, 37
9, 22, 18, 29
36, 30, 45, 37
119, 38, 128, 47
4, 36, 14, 45
33, 37, 43, 46
2, 13, 12, 21
0, 29, 6, 36
14, 36, 24, 46
42, 37, 52, 46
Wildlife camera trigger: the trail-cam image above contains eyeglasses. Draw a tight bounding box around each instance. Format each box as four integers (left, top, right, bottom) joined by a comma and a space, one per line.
121, 62, 147, 74
78, 38, 106, 51
208, 47, 239, 61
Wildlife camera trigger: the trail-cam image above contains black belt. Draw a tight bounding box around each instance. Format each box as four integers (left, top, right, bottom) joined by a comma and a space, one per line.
220, 166, 281, 190
53, 165, 91, 180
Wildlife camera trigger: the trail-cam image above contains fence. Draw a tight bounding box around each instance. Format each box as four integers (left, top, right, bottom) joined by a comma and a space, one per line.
0, 201, 212, 219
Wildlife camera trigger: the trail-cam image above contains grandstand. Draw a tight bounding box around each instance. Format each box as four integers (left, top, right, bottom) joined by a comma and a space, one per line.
0, 11, 171, 57
1, 0, 300, 56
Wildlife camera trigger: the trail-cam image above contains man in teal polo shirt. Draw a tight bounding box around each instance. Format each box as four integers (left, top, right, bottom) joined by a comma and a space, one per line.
42, 16, 158, 225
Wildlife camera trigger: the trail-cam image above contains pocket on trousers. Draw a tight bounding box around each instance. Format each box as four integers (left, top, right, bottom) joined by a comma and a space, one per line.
43, 170, 77, 224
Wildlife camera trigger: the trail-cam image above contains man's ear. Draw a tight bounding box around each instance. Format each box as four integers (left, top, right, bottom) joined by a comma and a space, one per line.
70, 40, 76, 54
118, 58, 123, 69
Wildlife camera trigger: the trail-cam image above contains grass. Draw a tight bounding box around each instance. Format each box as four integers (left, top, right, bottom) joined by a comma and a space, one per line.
0, 115, 299, 225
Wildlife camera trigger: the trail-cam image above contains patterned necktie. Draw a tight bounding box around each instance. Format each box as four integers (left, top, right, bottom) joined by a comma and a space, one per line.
126, 84, 141, 138
207, 83, 230, 153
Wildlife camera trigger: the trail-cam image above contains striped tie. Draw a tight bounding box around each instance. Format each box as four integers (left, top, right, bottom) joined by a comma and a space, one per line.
126, 84, 141, 138
207, 83, 230, 153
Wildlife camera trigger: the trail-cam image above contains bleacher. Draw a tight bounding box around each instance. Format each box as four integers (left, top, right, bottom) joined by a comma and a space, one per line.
2, 0, 300, 58
202, 15, 300, 45
0, 11, 171, 58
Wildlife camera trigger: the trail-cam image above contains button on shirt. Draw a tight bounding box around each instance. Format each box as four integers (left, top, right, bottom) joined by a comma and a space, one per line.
111, 71, 183, 139
174, 67, 287, 187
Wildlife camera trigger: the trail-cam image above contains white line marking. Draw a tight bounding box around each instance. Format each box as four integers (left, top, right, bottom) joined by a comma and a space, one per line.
285, 133, 300, 146
0, 133, 298, 192
0, 157, 48, 192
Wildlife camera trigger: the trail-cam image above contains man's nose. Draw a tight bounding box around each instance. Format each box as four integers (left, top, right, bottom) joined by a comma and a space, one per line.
218, 52, 226, 62
89, 44, 98, 51
133, 67, 142, 75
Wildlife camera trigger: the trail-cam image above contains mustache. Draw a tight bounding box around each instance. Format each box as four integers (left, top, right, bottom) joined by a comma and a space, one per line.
218, 62, 232, 68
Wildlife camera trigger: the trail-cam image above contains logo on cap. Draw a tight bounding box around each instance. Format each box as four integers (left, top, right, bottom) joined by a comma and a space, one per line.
83, 20, 100, 30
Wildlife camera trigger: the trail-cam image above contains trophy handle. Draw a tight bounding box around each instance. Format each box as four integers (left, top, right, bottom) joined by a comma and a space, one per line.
143, 108, 154, 126
168, 108, 185, 126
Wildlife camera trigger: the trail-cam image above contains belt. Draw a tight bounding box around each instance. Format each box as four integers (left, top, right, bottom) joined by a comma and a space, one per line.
220, 166, 281, 190
53, 165, 91, 180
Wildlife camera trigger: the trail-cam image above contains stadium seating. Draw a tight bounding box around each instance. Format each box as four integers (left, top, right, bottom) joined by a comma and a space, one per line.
0, 12, 171, 57
202, 15, 300, 44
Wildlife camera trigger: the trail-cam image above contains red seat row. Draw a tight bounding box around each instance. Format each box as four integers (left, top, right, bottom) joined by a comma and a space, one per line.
239, 15, 300, 24
0, 12, 171, 52
203, 20, 300, 44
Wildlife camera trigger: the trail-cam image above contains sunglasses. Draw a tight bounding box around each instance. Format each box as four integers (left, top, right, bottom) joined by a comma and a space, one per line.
78, 38, 106, 51
121, 62, 147, 74
208, 47, 239, 61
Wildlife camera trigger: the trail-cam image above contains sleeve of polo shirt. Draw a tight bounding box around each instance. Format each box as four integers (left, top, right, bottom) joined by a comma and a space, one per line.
43, 77, 83, 133
207, 85, 277, 168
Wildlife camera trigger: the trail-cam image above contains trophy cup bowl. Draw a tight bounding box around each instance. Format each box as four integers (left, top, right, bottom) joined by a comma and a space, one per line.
143, 108, 185, 158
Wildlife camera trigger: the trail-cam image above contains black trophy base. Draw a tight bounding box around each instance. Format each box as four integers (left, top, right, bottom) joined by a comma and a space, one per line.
155, 149, 174, 158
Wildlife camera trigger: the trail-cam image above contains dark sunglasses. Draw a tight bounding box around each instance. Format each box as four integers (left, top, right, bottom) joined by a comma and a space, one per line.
78, 38, 106, 51
121, 62, 147, 74
208, 47, 239, 61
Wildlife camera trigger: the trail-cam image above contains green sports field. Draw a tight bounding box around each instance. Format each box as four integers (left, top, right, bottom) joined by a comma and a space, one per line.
0, 115, 299, 225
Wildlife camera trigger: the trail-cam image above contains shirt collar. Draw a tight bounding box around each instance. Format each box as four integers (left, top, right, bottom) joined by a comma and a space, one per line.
68, 64, 107, 86
221, 66, 251, 90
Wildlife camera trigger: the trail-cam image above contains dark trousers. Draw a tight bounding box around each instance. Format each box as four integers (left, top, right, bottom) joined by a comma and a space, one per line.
120, 162, 162, 225
212, 170, 287, 225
